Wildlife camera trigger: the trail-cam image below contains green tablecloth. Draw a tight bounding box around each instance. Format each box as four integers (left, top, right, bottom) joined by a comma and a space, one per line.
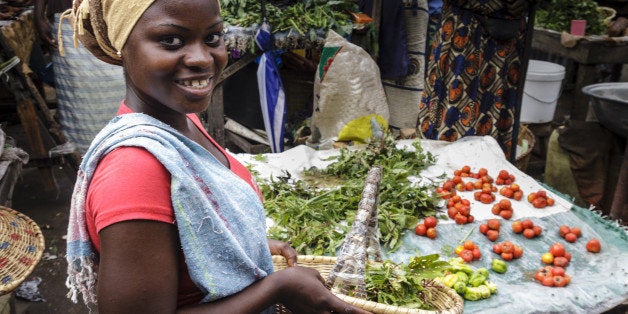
238, 136, 628, 313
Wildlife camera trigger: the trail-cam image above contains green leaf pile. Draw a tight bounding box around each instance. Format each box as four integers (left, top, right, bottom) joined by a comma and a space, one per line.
220, 0, 356, 37
534, 0, 607, 35
362, 254, 451, 309
258, 133, 441, 255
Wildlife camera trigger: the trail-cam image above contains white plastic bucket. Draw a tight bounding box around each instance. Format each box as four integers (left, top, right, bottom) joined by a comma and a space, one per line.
520, 60, 566, 123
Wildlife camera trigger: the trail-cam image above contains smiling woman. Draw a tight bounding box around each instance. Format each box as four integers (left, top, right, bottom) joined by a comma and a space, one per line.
61, 0, 372, 313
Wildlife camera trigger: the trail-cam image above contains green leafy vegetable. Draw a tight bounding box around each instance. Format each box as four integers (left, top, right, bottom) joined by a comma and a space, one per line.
258, 132, 440, 255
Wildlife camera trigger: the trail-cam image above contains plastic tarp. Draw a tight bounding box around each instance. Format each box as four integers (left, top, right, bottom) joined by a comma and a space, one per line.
235, 136, 628, 314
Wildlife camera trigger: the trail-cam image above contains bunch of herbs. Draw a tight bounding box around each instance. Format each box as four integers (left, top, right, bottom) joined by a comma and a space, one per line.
258, 133, 441, 255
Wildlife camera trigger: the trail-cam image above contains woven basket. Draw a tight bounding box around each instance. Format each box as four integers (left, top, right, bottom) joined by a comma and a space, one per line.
273, 255, 464, 314
0, 206, 45, 295
515, 124, 536, 172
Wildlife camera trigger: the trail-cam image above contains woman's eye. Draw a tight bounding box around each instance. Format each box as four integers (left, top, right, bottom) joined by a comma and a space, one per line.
160, 36, 183, 48
206, 33, 224, 46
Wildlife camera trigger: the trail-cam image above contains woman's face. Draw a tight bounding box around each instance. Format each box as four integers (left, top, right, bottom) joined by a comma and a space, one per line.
122, 0, 227, 118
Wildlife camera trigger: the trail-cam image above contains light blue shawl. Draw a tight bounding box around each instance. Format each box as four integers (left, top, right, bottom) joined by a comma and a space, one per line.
66, 113, 274, 305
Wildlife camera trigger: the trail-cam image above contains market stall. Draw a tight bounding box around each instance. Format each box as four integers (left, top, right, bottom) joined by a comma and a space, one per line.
236, 136, 628, 313
0, 5, 79, 192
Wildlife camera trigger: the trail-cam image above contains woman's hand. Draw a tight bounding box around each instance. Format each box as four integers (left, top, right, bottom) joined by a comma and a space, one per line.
268, 238, 298, 267
271, 266, 372, 314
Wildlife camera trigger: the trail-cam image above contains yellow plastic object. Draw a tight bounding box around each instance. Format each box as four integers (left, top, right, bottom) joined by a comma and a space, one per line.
337, 114, 388, 143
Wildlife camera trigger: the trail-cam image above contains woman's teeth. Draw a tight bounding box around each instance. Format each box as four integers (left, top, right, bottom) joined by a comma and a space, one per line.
178, 79, 209, 88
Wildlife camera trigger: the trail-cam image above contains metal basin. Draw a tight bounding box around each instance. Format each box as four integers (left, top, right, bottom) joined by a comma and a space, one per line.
582, 82, 628, 138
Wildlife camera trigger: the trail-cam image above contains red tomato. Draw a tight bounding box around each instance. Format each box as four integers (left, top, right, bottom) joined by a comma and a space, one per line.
447, 207, 458, 219
564, 252, 572, 262
513, 245, 524, 259
414, 224, 427, 236
523, 228, 535, 239
565, 232, 578, 243
586, 238, 601, 253
501, 252, 514, 261
472, 248, 482, 260
487, 219, 501, 230
426, 227, 437, 239
480, 193, 494, 204
533, 197, 547, 208
499, 209, 513, 220
467, 215, 475, 223
499, 199, 512, 210
491, 204, 502, 215
532, 225, 543, 236
559, 225, 571, 237
454, 213, 468, 224
463, 240, 475, 250
552, 275, 567, 287
460, 249, 474, 263
500, 241, 514, 254
513, 190, 523, 201
486, 229, 499, 242
570, 227, 582, 238
546, 197, 555, 206
550, 243, 565, 257
521, 219, 534, 230
479, 224, 489, 235
541, 276, 554, 287
493, 243, 503, 254
551, 266, 565, 277
553, 256, 569, 268
511, 221, 523, 234
424, 216, 437, 228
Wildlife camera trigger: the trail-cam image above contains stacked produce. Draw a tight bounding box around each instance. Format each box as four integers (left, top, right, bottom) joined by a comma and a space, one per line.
437, 258, 498, 301
220, 0, 356, 36
534, 0, 608, 35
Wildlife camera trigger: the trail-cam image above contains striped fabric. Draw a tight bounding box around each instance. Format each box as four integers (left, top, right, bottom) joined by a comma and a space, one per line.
52, 13, 125, 155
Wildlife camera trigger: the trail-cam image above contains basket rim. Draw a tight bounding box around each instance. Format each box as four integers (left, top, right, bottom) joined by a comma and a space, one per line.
516, 124, 536, 162
0, 206, 46, 295
272, 255, 464, 314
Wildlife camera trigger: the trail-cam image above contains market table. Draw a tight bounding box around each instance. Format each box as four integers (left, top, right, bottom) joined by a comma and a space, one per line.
236, 136, 628, 314
531, 28, 628, 121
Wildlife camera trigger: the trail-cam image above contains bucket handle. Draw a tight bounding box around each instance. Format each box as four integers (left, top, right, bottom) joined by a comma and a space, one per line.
523, 83, 564, 104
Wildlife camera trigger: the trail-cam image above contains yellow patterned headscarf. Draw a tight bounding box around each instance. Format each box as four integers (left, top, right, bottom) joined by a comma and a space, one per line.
59, 0, 157, 65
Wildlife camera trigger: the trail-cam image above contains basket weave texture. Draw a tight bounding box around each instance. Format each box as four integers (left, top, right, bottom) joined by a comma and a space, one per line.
273, 255, 464, 314
515, 124, 536, 172
273, 167, 463, 314
0, 206, 45, 295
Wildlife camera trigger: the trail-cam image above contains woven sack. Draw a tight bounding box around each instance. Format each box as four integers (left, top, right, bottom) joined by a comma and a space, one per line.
382, 0, 429, 129
308, 30, 389, 146
0, 206, 45, 295
274, 167, 463, 314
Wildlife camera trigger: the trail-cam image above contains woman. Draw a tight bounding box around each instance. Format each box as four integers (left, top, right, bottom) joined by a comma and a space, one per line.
63, 0, 371, 313
417, 0, 530, 159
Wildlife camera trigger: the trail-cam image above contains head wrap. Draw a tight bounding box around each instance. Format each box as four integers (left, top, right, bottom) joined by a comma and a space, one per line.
59, 0, 157, 65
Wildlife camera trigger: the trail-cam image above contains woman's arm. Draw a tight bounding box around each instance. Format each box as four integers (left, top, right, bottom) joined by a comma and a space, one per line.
98, 220, 370, 314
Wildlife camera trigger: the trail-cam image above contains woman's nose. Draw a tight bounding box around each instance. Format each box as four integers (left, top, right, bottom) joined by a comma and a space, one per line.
184, 42, 213, 69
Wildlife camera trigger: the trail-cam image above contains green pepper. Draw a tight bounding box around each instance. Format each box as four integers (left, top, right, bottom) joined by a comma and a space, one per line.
455, 271, 469, 284
448, 258, 474, 275
476, 267, 490, 278
453, 281, 467, 294
468, 272, 487, 287
485, 281, 498, 294
442, 274, 459, 288
491, 259, 508, 274
463, 285, 491, 301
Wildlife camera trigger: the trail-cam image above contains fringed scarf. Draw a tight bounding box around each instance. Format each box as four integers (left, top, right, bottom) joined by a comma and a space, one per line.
66, 113, 273, 306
